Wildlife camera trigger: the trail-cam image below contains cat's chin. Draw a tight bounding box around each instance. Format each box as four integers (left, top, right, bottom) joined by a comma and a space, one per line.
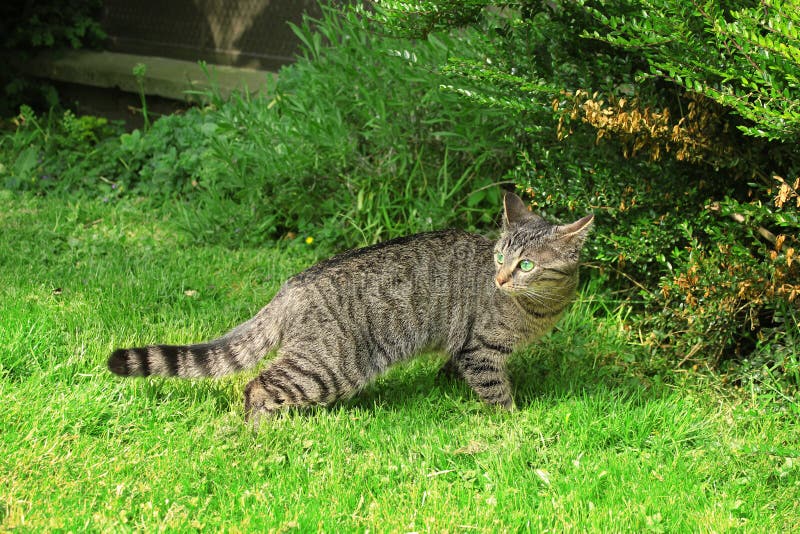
497, 286, 527, 297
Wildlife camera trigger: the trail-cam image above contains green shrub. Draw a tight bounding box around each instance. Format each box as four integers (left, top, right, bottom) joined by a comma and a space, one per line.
2, 6, 516, 247
370, 0, 800, 381
581, 0, 800, 142
0, 105, 216, 198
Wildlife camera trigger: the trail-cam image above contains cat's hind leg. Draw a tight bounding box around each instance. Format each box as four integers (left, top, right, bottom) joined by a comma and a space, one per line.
243, 349, 357, 423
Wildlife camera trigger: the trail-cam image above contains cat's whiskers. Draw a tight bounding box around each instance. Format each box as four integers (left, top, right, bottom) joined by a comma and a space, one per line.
518, 287, 572, 313
521, 288, 563, 302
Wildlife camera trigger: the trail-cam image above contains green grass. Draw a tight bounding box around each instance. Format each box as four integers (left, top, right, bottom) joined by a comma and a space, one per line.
1, 192, 799, 532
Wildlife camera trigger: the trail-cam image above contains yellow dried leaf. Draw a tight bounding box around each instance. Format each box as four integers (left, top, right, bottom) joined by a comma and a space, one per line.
775, 234, 786, 252
776, 183, 791, 208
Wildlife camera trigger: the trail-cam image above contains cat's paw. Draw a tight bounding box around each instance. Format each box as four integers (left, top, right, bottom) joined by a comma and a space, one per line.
243, 378, 282, 430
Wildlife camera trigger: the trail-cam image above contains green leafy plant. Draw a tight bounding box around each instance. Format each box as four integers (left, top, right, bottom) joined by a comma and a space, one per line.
0, 105, 215, 198
580, 0, 800, 141
184, 5, 516, 247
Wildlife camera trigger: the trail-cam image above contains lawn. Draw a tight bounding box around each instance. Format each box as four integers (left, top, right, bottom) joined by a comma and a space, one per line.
1, 192, 798, 531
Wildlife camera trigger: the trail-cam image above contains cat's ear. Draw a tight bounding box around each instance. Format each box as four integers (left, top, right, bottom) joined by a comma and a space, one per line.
555, 214, 594, 245
503, 192, 538, 228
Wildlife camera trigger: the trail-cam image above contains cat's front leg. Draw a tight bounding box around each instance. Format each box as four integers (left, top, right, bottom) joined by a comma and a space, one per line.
453, 348, 515, 410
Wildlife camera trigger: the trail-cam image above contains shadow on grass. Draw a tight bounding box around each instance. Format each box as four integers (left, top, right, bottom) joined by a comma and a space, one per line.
343, 343, 660, 416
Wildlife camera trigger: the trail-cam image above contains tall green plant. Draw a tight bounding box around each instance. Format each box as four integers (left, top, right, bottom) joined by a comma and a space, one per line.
190, 5, 516, 247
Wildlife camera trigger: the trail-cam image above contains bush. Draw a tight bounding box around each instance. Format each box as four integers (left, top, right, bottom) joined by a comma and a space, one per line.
187, 6, 517, 246
2, 6, 516, 246
370, 0, 800, 381
0, 105, 216, 199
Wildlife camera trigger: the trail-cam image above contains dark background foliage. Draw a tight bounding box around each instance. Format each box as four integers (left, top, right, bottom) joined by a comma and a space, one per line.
0, 0, 106, 114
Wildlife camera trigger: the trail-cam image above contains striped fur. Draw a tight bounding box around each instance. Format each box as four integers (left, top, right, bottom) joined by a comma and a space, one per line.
108, 193, 593, 422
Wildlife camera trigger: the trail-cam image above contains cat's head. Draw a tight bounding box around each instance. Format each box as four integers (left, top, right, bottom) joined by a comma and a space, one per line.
493, 192, 593, 297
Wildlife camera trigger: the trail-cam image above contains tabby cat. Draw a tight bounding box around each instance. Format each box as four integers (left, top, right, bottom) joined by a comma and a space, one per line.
108, 193, 593, 422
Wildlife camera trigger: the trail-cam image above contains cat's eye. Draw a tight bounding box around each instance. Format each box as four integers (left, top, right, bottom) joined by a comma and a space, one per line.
495, 252, 504, 264
518, 259, 534, 272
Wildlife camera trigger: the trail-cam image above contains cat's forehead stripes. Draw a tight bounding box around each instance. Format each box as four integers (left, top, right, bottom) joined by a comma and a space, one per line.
497, 213, 591, 268
498, 222, 551, 253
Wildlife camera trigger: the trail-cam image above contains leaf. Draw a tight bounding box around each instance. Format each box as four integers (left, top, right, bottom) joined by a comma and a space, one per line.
13, 147, 39, 180
467, 189, 486, 208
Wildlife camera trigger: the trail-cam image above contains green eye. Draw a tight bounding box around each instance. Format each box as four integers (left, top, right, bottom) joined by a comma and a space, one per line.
495, 252, 504, 264
518, 259, 534, 272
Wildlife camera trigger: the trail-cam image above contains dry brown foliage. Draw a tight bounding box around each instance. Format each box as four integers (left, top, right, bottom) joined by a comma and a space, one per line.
557, 90, 736, 164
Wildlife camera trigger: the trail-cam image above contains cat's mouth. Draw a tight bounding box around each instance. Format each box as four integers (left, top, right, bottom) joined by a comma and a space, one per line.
495, 283, 526, 296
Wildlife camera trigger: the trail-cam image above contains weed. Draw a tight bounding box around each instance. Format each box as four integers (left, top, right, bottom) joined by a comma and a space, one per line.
132, 63, 150, 132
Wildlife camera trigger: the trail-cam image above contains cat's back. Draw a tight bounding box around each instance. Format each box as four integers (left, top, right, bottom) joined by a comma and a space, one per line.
288, 229, 493, 288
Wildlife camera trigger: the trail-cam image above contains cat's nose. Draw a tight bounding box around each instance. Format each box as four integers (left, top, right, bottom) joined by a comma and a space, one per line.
495, 273, 510, 287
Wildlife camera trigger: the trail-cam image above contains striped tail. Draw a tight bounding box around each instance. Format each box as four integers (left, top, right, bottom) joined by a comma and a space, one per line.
108, 306, 280, 379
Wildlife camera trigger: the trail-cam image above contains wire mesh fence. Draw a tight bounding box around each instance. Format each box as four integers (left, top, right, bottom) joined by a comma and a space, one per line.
102, 0, 322, 70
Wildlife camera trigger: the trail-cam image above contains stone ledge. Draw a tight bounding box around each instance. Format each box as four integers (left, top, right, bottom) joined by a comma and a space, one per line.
17, 50, 276, 102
